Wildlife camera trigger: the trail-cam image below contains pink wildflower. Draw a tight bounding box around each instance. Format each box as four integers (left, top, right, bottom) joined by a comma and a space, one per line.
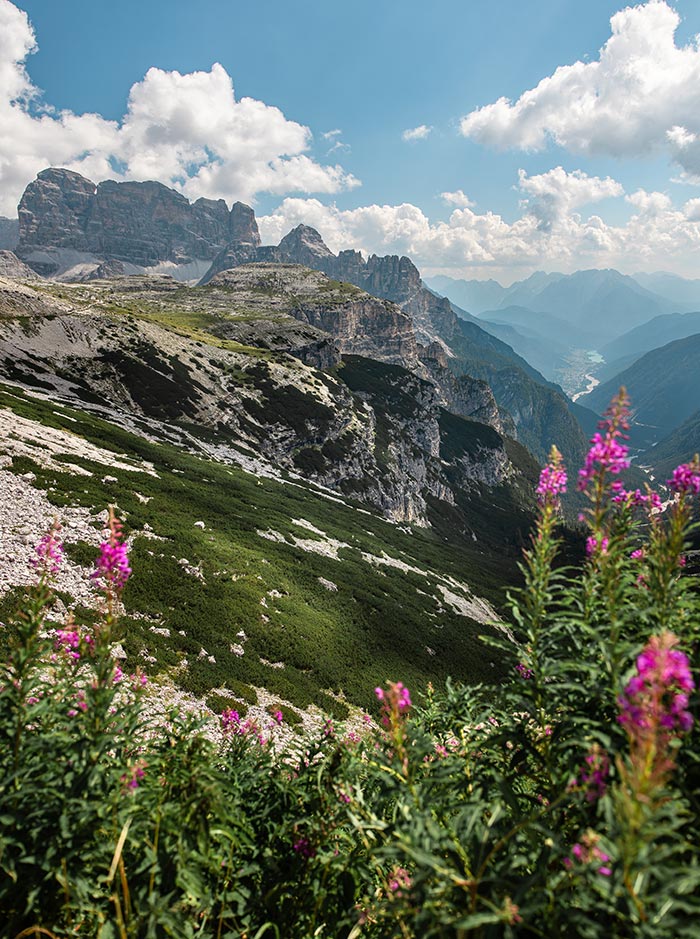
32, 526, 63, 576
387, 867, 412, 895
375, 681, 411, 727
515, 662, 534, 679
574, 744, 609, 803
120, 761, 146, 792
564, 830, 612, 877
618, 632, 694, 736
92, 509, 131, 591
536, 446, 567, 507
293, 836, 315, 858
578, 390, 631, 491
586, 535, 609, 557
668, 459, 700, 495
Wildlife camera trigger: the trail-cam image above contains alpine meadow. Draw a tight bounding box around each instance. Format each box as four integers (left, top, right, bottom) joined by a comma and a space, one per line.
1, 1, 700, 936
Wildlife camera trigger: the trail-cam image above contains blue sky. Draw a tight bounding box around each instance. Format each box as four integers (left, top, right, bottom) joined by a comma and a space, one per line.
5, 0, 700, 281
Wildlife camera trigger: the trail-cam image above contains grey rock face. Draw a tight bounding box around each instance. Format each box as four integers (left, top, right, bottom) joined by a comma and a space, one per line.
16, 168, 261, 276
0, 218, 19, 250
0, 251, 41, 281
207, 263, 419, 368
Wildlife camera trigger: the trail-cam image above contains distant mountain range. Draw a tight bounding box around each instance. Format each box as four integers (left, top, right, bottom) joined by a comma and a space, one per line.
428, 269, 690, 344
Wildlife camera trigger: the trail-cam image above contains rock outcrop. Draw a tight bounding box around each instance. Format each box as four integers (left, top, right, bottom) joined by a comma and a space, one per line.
16, 168, 261, 278
0, 251, 40, 281
207, 263, 419, 368
0, 218, 19, 250
0, 282, 536, 529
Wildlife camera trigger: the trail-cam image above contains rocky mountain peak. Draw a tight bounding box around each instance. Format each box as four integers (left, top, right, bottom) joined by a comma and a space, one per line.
18, 168, 97, 255
229, 201, 261, 246
15, 167, 260, 278
278, 225, 334, 263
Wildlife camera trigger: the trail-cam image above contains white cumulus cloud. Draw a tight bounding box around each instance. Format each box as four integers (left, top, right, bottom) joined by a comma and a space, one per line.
0, 0, 358, 215
440, 189, 475, 208
519, 167, 624, 230
402, 124, 432, 142
258, 172, 700, 281
459, 1, 700, 179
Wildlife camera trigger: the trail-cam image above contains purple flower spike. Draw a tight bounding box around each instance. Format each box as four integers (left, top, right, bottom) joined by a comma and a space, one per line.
92, 509, 131, 591
32, 525, 64, 576
668, 459, 700, 495
536, 446, 567, 508
577, 389, 631, 492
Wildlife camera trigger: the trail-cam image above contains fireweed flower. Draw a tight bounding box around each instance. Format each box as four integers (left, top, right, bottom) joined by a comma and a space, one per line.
564, 830, 612, 877
375, 681, 411, 728
292, 836, 315, 858
586, 535, 609, 557
221, 708, 267, 746
667, 458, 700, 495
578, 390, 631, 492
54, 627, 94, 661
515, 662, 534, 679
387, 867, 412, 896
375, 681, 412, 775
571, 744, 610, 803
32, 525, 63, 576
536, 446, 567, 508
92, 509, 131, 591
120, 761, 147, 793
618, 631, 694, 737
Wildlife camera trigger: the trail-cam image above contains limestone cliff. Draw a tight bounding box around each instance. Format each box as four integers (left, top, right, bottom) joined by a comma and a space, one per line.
16, 168, 261, 278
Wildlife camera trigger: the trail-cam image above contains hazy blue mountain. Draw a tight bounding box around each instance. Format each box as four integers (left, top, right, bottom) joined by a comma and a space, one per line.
426, 275, 506, 314
478, 306, 576, 380
645, 409, 700, 479
530, 269, 679, 342
431, 268, 681, 348
632, 272, 700, 308
584, 333, 700, 447
498, 271, 565, 310
602, 311, 700, 363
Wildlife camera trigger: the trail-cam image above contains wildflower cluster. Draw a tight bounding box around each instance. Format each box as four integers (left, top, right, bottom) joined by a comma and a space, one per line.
221, 707, 269, 746
667, 458, 700, 494
578, 389, 631, 491
618, 631, 694, 737
536, 445, 567, 507
54, 626, 94, 661
1, 391, 699, 938
374, 680, 411, 725
32, 525, 64, 576
92, 508, 131, 592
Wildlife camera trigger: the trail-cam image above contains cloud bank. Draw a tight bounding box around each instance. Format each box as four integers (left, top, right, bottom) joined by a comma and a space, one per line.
0, 0, 358, 215
259, 167, 700, 281
460, 1, 700, 180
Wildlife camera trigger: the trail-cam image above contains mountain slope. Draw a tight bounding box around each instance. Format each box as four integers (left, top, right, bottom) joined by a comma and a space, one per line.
602, 311, 700, 363
0, 379, 524, 716
0, 271, 532, 529
584, 333, 700, 447
645, 409, 700, 478
202, 226, 589, 468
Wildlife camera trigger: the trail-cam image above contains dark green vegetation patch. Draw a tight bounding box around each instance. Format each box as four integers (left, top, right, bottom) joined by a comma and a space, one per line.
0, 381, 525, 712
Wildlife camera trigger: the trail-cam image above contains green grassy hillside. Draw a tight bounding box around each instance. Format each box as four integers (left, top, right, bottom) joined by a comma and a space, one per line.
0, 381, 526, 716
